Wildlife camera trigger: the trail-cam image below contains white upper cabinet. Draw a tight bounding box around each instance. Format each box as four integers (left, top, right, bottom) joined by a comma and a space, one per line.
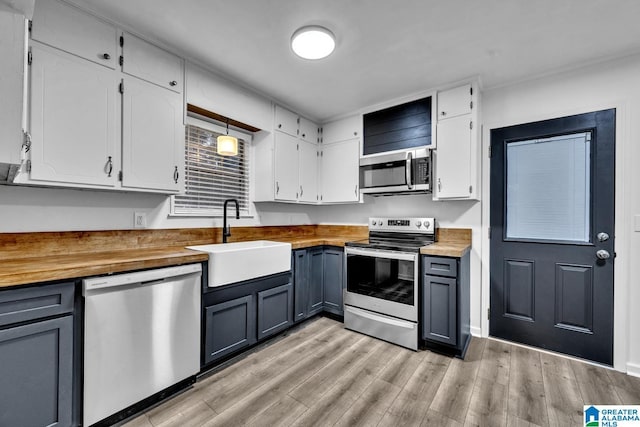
433, 82, 480, 200
436, 83, 472, 120
0, 9, 27, 167
317, 115, 361, 204
120, 32, 184, 193
434, 115, 472, 198
298, 140, 318, 203
274, 105, 299, 137
299, 117, 319, 144
322, 114, 361, 145
29, 42, 118, 187
24, 0, 184, 193
31, 0, 117, 69
122, 32, 183, 93
320, 138, 360, 203
257, 104, 320, 203
121, 75, 183, 192
273, 132, 299, 201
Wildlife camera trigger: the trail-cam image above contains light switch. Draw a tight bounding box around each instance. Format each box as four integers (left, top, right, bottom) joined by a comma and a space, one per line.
635, 215, 640, 232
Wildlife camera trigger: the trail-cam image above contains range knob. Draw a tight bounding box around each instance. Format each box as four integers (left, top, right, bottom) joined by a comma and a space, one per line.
424, 220, 431, 229
415, 221, 422, 228
372, 220, 377, 226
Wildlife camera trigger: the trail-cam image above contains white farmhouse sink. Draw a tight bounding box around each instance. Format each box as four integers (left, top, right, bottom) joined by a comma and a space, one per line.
187, 240, 291, 287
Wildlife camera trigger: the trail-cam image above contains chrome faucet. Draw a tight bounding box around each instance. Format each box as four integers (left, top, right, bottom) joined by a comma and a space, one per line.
223, 199, 239, 243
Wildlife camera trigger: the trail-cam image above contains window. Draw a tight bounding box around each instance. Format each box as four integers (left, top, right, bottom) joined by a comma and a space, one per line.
171, 117, 251, 217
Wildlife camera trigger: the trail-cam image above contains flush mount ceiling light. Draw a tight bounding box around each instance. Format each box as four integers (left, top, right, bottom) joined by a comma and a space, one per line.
217, 119, 238, 156
291, 26, 335, 60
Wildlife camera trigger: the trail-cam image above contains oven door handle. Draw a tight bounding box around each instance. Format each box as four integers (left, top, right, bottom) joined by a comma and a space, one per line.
345, 306, 416, 329
406, 151, 413, 190
345, 246, 418, 261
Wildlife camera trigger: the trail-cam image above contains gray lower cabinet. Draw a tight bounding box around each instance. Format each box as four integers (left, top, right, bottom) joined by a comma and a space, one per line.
292, 246, 344, 322
0, 282, 75, 427
202, 272, 293, 366
204, 295, 256, 365
421, 253, 470, 358
257, 283, 293, 340
323, 248, 344, 316
308, 248, 325, 315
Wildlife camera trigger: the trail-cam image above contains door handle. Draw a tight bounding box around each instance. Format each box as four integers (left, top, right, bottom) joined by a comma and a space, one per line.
405, 151, 413, 190
596, 249, 610, 260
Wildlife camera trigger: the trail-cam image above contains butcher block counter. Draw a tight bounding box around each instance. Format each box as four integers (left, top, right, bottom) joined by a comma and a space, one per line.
0, 225, 471, 288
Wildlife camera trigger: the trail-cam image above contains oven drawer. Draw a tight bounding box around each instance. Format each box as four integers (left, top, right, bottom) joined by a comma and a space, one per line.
344, 305, 417, 350
423, 256, 457, 278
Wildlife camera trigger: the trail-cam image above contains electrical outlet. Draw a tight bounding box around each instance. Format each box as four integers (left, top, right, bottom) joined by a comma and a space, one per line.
134, 212, 147, 229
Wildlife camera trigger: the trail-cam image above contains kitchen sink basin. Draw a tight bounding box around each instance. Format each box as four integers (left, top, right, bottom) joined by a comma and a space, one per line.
187, 240, 292, 287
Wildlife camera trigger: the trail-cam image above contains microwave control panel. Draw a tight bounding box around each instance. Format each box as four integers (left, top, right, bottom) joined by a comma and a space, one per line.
414, 157, 430, 185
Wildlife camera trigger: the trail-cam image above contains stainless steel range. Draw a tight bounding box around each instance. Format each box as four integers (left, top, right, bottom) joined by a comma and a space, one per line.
344, 217, 435, 350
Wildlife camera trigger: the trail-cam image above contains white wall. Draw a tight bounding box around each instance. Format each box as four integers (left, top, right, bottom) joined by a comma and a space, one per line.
480, 53, 640, 374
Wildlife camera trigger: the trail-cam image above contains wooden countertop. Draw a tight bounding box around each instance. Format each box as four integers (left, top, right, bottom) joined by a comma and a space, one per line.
0, 225, 471, 289
0, 248, 209, 288
420, 241, 471, 257
420, 228, 472, 257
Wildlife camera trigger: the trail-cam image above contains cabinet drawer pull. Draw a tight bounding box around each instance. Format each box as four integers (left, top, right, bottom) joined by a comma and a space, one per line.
169, 80, 177, 86
173, 166, 179, 183
105, 156, 113, 177
102, 53, 110, 60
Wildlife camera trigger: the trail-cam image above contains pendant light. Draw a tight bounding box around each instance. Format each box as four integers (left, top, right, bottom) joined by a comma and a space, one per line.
217, 119, 238, 156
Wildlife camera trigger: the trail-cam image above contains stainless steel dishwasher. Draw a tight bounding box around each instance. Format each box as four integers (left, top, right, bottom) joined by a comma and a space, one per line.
82, 263, 202, 426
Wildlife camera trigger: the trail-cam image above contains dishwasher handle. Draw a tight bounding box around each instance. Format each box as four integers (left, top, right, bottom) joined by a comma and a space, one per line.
83, 263, 202, 295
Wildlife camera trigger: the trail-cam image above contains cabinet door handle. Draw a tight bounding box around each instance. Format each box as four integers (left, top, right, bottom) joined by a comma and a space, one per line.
173, 166, 179, 183
302, 133, 306, 138
354, 185, 358, 197
169, 80, 177, 86
276, 181, 280, 195
437, 178, 442, 192
102, 53, 111, 60
278, 124, 282, 129
441, 111, 447, 116
300, 185, 303, 197
105, 156, 113, 177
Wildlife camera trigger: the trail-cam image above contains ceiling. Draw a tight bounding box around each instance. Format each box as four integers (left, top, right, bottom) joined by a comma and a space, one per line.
68, 0, 640, 123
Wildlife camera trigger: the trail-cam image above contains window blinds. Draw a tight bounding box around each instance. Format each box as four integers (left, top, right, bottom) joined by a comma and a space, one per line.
172, 124, 250, 216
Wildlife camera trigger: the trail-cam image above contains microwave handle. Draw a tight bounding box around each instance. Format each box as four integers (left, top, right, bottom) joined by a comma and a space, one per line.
406, 151, 413, 189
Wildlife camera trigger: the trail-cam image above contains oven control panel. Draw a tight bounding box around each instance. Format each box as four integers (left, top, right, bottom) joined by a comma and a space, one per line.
369, 217, 435, 233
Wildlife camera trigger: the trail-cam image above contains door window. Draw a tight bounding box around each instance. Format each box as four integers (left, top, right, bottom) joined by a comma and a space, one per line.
506, 132, 591, 243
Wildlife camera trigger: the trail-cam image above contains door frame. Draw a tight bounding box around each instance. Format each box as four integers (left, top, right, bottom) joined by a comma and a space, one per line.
480, 101, 629, 372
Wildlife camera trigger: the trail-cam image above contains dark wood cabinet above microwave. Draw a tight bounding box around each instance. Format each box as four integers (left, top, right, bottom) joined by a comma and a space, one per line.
363, 96, 433, 156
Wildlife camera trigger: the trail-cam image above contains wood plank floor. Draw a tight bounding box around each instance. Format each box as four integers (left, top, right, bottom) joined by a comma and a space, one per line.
122, 317, 640, 427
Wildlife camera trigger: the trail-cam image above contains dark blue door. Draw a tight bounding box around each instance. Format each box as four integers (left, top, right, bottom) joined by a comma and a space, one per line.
490, 109, 615, 365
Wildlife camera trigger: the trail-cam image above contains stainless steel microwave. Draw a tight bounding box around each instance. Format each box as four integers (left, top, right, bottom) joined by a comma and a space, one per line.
359, 148, 431, 195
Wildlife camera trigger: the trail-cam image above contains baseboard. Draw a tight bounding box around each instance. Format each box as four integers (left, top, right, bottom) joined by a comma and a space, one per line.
470, 326, 482, 337
626, 362, 640, 378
